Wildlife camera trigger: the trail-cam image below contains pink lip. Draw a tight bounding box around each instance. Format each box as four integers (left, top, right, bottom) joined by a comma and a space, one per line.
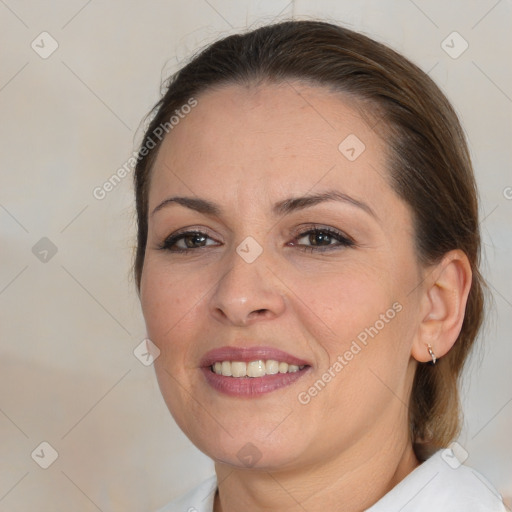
200, 345, 311, 397
200, 346, 310, 368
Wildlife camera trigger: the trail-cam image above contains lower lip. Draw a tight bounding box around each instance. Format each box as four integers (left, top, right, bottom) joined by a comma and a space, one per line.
201, 366, 310, 397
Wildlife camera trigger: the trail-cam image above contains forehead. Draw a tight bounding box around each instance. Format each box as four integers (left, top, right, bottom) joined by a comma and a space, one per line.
149, 82, 391, 212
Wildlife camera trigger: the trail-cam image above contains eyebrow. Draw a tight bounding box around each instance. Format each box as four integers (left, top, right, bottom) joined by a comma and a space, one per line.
150, 190, 376, 219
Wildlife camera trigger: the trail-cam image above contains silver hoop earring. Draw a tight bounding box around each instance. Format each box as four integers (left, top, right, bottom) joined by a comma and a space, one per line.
427, 344, 437, 365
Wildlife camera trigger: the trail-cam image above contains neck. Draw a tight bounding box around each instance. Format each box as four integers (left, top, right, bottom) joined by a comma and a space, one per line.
213, 435, 419, 512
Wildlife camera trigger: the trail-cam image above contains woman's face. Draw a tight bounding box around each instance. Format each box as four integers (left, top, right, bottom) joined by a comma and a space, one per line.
140, 82, 426, 470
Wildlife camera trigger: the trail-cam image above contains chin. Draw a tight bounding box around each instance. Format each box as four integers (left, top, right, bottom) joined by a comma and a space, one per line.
180, 419, 314, 471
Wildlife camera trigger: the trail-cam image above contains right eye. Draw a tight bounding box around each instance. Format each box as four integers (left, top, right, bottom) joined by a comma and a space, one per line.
158, 230, 220, 253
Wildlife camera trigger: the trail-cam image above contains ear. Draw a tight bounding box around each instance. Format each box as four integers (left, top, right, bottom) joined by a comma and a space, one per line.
411, 249, 472, 363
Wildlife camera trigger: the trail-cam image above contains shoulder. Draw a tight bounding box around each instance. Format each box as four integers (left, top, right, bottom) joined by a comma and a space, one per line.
367, 448, 508, 512
154, 475, 217, 512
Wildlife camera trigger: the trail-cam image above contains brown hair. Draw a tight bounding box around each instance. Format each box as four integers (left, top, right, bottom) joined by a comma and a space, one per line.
133, 20, 483, 460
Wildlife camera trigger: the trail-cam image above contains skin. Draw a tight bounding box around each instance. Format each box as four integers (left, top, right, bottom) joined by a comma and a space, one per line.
139, 82, 471, 511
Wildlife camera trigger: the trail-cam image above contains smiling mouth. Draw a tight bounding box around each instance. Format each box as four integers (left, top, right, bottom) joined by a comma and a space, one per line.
201, 345, 311, 396
211, 360, 308, 378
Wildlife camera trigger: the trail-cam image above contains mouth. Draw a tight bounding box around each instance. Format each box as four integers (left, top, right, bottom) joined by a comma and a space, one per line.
211, 360, 307, 377
200, 346, 311, 397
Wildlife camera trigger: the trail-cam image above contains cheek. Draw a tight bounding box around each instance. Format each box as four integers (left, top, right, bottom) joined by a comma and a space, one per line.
287, 266, 413, 449
292, 261, 413, 389
291, 263, 392, 346
140, 261, 212, 431
140, 260, 206, 360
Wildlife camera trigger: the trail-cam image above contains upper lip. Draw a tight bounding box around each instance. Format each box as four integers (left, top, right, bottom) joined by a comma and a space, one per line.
200, 345, 311, 368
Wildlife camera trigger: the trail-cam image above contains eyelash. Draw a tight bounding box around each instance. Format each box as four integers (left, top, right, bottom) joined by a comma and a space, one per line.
157, 225, 355, 254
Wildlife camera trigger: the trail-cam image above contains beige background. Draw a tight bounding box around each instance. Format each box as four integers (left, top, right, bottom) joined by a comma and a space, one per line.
1, 0, 511, 510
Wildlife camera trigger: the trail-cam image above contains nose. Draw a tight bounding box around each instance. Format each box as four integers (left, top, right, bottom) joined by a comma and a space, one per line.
209, 247, 286, 327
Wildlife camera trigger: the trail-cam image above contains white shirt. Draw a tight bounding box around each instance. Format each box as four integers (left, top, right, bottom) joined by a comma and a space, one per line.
156, 449, 507, 511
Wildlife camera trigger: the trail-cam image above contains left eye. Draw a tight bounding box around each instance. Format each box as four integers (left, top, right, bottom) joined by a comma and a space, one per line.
292, 227, 355, 252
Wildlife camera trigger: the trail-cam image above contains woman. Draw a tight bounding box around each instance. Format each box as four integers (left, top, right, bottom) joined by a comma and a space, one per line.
133, 20, 507, 511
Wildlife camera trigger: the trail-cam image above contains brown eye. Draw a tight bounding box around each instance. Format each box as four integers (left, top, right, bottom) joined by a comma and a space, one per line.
159, 231, 218, 252
182, 233, 208, 248
293, 227, 355, 253
301, 231, 333, 246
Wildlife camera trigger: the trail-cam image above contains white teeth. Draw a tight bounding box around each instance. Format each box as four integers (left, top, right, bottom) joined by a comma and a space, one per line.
265, 360, 279, 375
278, 362, 288, 374
247, 360, 266, 377
211, 360, 306, 377
221, 361, 232, 377
231, 361, 247, 377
